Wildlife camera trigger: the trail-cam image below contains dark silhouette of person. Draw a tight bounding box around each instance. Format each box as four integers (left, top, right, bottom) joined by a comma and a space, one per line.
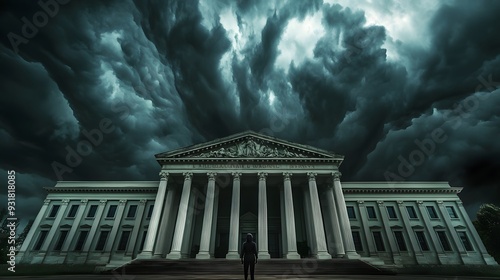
240, 233, 257, 280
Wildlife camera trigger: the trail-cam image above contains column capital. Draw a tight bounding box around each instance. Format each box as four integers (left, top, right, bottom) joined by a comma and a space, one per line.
183, 172, 193, 181
80, 199, 88, 205
307, 172, 317, 181
377, 200, 384, 205
207, 172, 217, 181
62, 199, 70, 205
357, 200, 365, 205
437, 200, 444, 205
283, 172, 293, 181
232, 172, 242, 180
159, 170, 169, 180
140, 199, 147, 205
332, 171, 342, 180
397, 200, 404, 205
119, 199, 127, 205
44, 199, 51, 205
417, 200, 424, 205
258, 172, 268, 180
456, 200, 463, 206
99, 199, 107, 205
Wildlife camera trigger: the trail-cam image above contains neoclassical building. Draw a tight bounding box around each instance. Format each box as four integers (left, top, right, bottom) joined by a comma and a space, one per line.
17, 131, 498, 267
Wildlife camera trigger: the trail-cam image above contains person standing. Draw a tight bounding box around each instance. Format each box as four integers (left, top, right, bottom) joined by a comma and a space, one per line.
240, 233, 257, 280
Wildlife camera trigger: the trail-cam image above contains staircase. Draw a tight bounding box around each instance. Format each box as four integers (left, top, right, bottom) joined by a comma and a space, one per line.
105, 258, 394, 276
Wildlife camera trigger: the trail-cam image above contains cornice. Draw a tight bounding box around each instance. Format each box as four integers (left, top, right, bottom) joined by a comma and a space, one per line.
343, 187, 462, 194
44, 187, 158, 193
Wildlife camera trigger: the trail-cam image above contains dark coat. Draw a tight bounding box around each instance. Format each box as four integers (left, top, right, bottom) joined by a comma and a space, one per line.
240, 241, 258, 261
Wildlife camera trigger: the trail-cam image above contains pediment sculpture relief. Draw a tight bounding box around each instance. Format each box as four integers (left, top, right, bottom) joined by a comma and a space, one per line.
189, 139, 307, 158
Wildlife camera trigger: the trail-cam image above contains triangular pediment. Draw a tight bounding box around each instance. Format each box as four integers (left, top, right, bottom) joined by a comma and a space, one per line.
156, 131, 342, 160
240, 212, 257, 221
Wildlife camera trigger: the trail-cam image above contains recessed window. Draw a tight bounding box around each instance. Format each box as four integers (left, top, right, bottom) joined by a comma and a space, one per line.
74, 230, 89, 251
426, 206, 438, 219
406, 206, 418, 219
107, 205, 117, 218
386, 206, 397, 219
415, 231, 429, 251
446, 206, 458, 219
458, 231, 473, 251
146, 205, 154, 219
394, 231, 407, 251
48, 205, 60, 218
54, 230, 69, 251
436, 231, 452, 251
117, 231, 131, 251
351, 231, 363, 251
87, 205, 98, 218
95, 231, 110, 251
33, 230, 49, 250
127, 205, 138, 218
367, 206, 377, 219
372, 231, 385, 251
67, 205, 79, 218
347, 206, 356, 219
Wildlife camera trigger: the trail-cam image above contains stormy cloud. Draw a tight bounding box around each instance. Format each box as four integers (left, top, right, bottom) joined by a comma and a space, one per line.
1, 0, 500, 225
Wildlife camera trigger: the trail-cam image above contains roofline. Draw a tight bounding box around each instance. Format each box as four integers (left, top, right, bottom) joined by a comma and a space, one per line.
155, 130, 343, 159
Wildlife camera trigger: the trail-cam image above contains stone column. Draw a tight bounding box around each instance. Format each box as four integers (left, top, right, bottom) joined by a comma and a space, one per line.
357, 201, 376, 256
18, 199, 51, 262
167, 172, 193, 259
138, 171, 169, 258
181, 185, 197, 258
153, 185, 177, 257
209, 185, 219, 257
283, 172, 300, 259
197, 172, 217, 259
417, 200, 447, 263
127, 199, 146, 256
257, 172, 270, 259
456, 201, 498, 265
226, 172, 242, 259
377, 201, 401, 264
280, 189, 288, 257
40, 199, 70, 252
396, 201, 424, 264
82, 200, 107, 252
105, 199, 127, 252
307, 172, 331, 259
332, 172, 360, 259
436, 201, 467, 258
61, 199, 88, 252
325, 185, 345, 257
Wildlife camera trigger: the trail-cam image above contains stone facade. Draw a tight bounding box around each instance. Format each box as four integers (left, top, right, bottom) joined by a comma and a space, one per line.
17, 131, 498, 267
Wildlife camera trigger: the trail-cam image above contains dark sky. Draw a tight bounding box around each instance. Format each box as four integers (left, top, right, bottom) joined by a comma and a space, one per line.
1, 0, 500, 228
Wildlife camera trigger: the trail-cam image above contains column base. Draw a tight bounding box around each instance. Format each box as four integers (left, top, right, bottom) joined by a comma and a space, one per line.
258, 252, 271, 259
312, 251, 331, 259
195, 252, 212, 259
285, 252, 301, 259
226, 251, 240, 259
343, 251, 361, 259
136, 251, 160, 259
166, 251, 182, 259
483, 254, 499, 265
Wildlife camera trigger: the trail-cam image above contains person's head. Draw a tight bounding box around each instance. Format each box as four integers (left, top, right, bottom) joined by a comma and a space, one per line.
246, 233, 253, 242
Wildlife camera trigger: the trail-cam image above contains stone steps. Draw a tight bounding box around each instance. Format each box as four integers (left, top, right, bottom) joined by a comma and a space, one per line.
106, 258, 394, 275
